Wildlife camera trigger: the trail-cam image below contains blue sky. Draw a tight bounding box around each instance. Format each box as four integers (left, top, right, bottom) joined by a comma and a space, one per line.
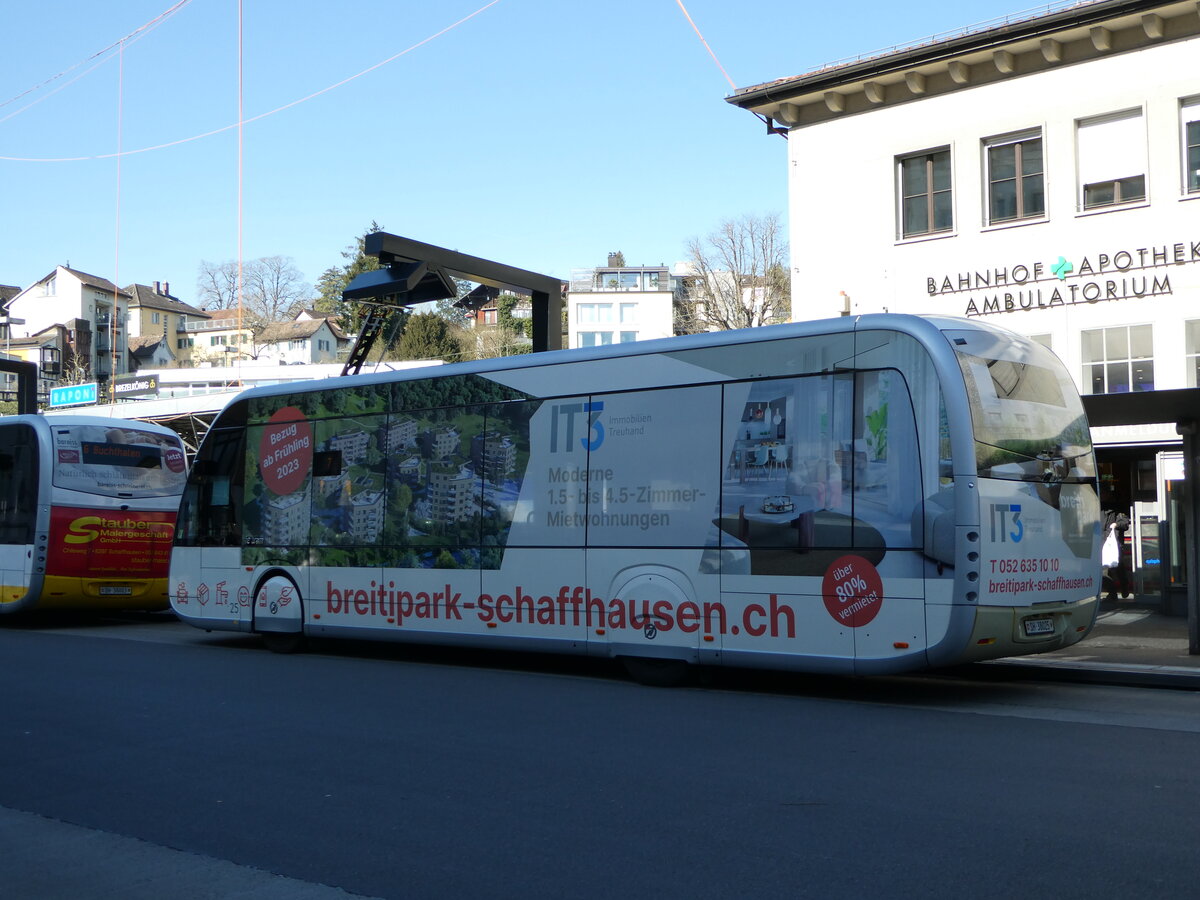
1, 0, 1033, 305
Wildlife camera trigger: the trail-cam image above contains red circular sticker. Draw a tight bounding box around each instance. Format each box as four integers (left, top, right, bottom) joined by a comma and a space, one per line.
822, 555, 884, 627
258, 406, 313, 495
165, 446, 186, 474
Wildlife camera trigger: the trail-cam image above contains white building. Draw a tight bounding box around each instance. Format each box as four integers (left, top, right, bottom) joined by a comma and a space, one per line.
728, 0, 1200, 610
6, 266, 132, 381
566, 254, 683, 348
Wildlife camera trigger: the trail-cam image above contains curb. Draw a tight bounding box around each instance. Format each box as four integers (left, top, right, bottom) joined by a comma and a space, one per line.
982, 657, 1200, 690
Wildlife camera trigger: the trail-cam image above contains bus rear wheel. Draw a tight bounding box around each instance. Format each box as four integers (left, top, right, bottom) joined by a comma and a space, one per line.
620, 655, 689, 687
262, 631, 306, 654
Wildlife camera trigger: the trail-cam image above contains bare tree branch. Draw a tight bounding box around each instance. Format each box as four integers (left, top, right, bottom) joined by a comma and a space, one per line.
677, 213, 790, 333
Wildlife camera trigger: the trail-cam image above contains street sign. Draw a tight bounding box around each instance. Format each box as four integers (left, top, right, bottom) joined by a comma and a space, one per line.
48, 383, 98, 408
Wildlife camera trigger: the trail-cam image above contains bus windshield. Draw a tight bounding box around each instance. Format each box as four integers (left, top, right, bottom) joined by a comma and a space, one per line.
955, 340, 1095, 483
51, 423, 188, 498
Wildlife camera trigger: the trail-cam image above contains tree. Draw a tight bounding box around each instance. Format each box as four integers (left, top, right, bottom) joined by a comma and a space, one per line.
196, 256, 311, 322
313, 221, 386, 330
433, 278, 475, 328
393, 312, 466, 363
496, 294, 530, 338
196, 259, 239, 310
243, 256, 310, 321
677, 213, 790, 333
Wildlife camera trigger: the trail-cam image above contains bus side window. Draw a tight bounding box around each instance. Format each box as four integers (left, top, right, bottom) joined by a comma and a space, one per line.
0, 425, 38, 545
182, 429, 244, 547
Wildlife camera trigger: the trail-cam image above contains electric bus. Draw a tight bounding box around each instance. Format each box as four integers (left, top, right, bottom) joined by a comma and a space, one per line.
0, 414, 187, 614
170, 314, 1102, 681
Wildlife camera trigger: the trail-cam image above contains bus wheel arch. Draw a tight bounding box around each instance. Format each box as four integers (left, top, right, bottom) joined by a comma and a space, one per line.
608, 566, 697, 686
252, 569, 305, 653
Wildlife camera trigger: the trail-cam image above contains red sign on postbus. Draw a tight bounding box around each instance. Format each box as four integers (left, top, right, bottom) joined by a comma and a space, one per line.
258, 406, 313, 495
822, 554, 884, 627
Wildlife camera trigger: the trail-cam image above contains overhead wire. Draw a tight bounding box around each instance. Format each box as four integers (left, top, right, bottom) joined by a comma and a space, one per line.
0, 0, 194, 125
0, 0, 503, 163
674, 0, 786, 139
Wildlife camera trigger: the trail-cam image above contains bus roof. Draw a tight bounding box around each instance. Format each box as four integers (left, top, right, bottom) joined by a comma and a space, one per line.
222, 313, 1006, 409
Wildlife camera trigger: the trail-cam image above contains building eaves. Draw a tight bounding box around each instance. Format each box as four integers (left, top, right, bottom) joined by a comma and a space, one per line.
128, 334, 165, 353
728, 0, 1184, 111
256, 319, 326, 343
125, 283, 211, 317
63, 266, 131, 298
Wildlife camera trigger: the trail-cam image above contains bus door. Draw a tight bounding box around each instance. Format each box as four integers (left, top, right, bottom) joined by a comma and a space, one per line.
576, 386, 725, 664
480, 398, 587, 650
0, 422, 37, 607
717, 369, 929, 672
174, 423, 253, 627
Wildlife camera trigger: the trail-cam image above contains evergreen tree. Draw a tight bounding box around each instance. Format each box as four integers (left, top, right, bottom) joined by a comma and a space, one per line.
394, 312, 466, 363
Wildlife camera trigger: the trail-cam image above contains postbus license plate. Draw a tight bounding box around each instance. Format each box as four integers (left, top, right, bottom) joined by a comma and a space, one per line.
99, 586, 132, 596
1023, 616, 1054, 637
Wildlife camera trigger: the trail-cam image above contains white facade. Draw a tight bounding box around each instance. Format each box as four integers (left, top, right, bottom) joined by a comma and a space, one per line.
731, 2, 1199, 407
7, 266, 131, 378
566, 263, 680, 348
730, 0, 1200, 606
786, 37, 1198, 419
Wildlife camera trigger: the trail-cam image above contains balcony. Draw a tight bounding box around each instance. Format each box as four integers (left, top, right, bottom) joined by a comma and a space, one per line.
182, 318, 249, 333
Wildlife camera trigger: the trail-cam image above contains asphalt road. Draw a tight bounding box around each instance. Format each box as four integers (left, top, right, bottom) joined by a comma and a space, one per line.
2, 613, 1199, 899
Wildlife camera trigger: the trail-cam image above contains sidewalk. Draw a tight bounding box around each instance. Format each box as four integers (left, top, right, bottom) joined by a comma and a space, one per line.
988, 600, 1200, 689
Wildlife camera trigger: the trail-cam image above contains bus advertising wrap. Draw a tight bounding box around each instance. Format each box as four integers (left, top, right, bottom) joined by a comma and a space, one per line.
48, 506, 177, 577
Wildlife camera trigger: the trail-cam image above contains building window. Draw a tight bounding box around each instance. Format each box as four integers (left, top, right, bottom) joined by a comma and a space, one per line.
1078, 110, 1146, 210
1029, 334, 1053, 351
577, 303, 614, 324
579, 332, 613, 348
898, 147, 952, 238
210, 336, 223, 347
1183, 97, 1200, 195
1082, 325, 1153, 394
985, 132, 1044, 224
619, 303, 637, 323
619, 332, 637, 343
482, 309, 498, 325
1187, 321, 1200, 388
151, 312, 161, 324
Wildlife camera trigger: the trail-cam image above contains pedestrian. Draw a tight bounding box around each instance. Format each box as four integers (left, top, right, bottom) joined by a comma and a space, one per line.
1102, 510, 1132, 601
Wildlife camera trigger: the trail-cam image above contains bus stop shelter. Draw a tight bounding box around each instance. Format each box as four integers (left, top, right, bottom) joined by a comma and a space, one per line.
1083, 388, 1200, 654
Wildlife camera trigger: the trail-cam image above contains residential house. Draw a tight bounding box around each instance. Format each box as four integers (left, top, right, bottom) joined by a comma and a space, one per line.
6, 266, 132, 383
180, 312, 255, 367
253, 317, 348, 366
0, 325, 65, 406
126, 281, 211, 367
566, 254, 683, 348
128, 334, 176, 371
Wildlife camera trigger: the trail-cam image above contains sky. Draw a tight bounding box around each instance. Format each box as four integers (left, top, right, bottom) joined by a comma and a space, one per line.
1, 0, 1040, 307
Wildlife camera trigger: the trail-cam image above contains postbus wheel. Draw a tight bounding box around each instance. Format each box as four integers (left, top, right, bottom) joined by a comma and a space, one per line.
620, 655, 689, 687
262, 631, 306, 654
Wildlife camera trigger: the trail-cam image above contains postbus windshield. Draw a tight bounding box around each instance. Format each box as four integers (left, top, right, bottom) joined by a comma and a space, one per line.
50, 423, 188, 498
954, 337, 1095, 483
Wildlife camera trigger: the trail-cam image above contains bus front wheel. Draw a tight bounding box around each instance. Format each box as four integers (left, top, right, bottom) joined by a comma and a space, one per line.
620, 655, 689, 687
262, 631, 306, 654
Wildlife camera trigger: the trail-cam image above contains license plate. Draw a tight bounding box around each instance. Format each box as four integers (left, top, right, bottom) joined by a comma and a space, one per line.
99, 586, 132, 596
1023, 616, 1054, 636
